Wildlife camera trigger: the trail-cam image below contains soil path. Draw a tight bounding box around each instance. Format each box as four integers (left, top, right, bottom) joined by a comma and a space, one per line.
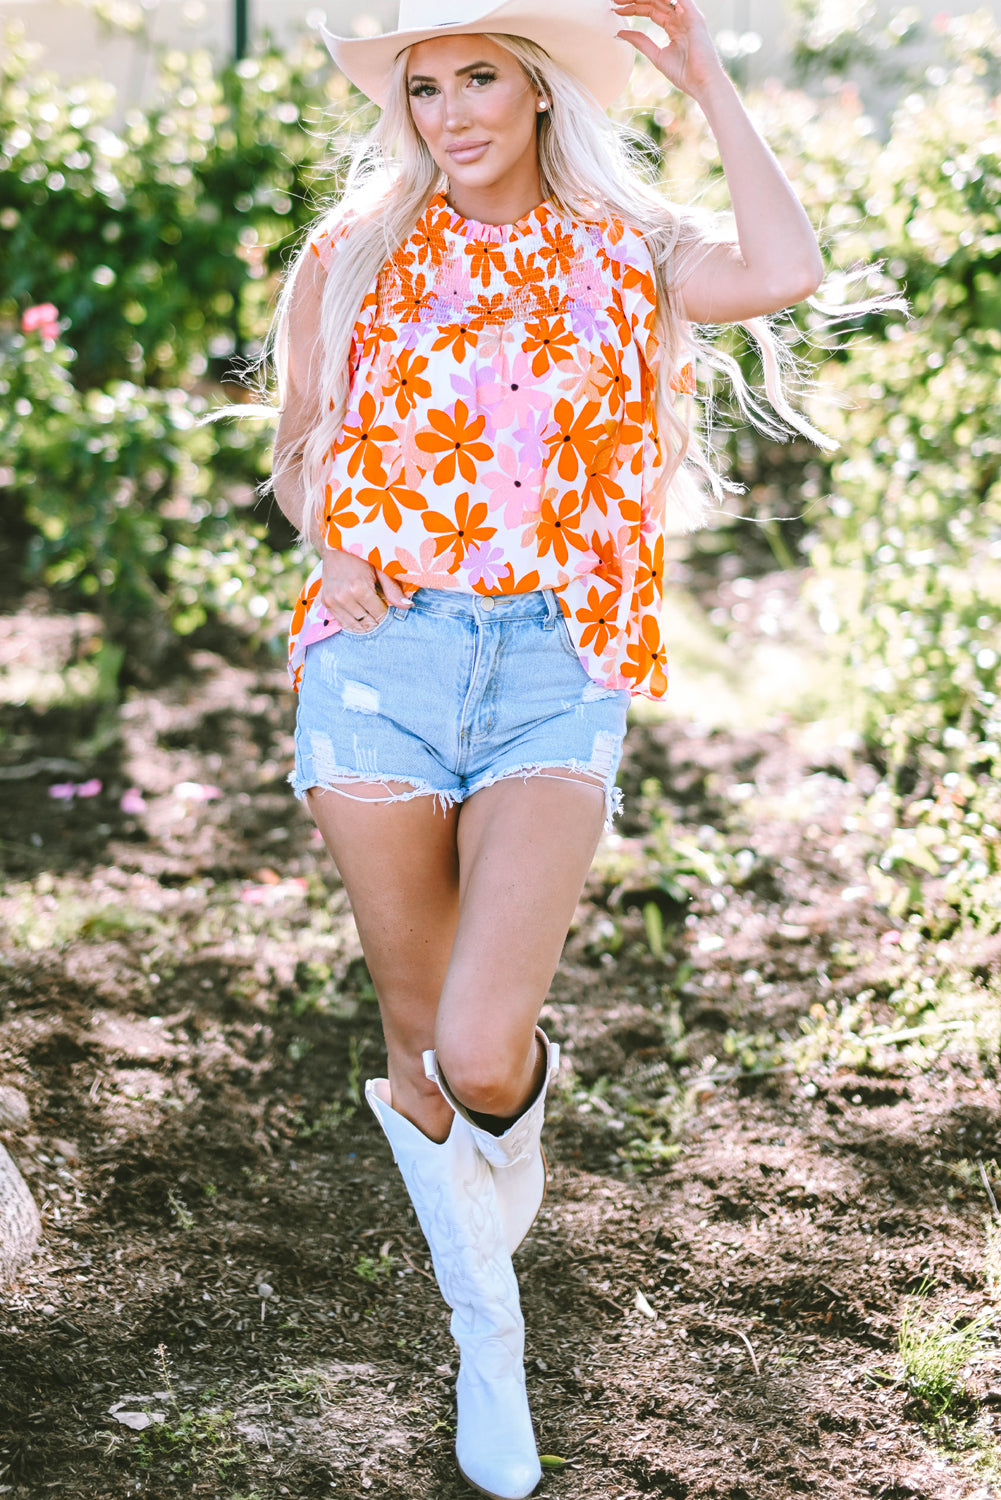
0, 619, 998, 1499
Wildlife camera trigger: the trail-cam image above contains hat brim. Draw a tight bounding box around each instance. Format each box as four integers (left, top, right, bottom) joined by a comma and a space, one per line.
320, 0, 634, 109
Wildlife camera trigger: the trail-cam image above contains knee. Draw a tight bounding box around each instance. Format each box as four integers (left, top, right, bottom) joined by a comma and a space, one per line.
434, 1042, 523, 1117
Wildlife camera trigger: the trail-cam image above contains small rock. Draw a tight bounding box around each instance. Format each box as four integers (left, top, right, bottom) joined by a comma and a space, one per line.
112, 1411, 152, 1431
257, 1281, 274, 1299
0, 1088, 30, 1131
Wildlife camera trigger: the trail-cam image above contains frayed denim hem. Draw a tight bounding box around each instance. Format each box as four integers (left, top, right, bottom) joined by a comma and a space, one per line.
287, 768, 458, 817
287, 762, 623, 828
463, 760, 624, 831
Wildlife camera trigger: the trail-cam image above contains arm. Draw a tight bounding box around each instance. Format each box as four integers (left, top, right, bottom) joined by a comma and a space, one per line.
274, 246, 411, 626
614, 0, 824, 323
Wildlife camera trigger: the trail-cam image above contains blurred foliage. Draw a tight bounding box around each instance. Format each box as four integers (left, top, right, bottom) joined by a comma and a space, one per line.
807, 13, 1001, 932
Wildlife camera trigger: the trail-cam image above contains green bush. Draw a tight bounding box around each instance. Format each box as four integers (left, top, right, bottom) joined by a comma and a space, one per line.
0, 315, 295, 654
808, 17, 1001, 929
0, 24, 353, 387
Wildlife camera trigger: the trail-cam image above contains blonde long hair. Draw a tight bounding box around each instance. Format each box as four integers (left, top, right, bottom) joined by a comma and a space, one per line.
266, 34, 833, 535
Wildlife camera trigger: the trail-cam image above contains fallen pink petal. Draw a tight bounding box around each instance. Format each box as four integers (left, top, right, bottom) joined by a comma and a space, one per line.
48, 782, 77, 801
75, 778, 103, 798
119, 788, 148, 815
172, 781, 222, 801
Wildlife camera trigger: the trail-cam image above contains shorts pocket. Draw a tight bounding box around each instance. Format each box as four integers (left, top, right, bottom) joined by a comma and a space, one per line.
337, 605, 401, 641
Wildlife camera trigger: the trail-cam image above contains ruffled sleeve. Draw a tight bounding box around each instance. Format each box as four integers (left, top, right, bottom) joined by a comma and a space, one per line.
309, 211, 356, 273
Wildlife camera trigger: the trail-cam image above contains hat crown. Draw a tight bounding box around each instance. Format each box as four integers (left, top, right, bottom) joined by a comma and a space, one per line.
396, 0, 485, 27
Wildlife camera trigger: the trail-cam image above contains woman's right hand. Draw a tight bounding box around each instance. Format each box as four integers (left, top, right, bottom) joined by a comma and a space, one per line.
319, 546, 412, 633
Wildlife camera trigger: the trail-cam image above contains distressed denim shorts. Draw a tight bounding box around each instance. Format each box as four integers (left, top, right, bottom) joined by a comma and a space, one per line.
290, 588, 630, 825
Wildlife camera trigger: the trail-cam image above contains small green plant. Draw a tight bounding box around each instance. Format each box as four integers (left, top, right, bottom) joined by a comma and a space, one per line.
135, 1347, 246, 1476
355, 1245, 395, 1283
897, 1287, 993, 1416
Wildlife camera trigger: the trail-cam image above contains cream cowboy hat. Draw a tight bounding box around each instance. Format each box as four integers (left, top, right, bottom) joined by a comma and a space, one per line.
318, 0, 634, 109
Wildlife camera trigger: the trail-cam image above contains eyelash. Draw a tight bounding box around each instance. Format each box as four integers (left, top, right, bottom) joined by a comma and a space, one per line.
408, 71, 497, 98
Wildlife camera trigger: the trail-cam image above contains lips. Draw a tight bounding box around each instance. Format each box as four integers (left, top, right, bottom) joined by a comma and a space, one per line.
447, 141, 490, 162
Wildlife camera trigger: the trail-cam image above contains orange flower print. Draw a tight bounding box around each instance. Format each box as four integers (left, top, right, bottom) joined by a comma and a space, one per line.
469, 292, 511, 329
536, 222, 577, 278
531, 490, 588, 567
383, 349, 432, 419
581, 463, 625, 517
415, 400, 492, 485
670, 360, 695, 394
356, 466, 428, 532
622, 613, 669, 698
633, 531, 664, 609
528, 283, 571, 321
320, 484, 361, 548
334, 391, 397, 481
431, 323, 479, 362
576, 582, 622, 658
466, 239, 507, 287
543, 399, 610, 483
522, 315, 575, 377
289, 575, 323, 640
423, 491, 497, 569
503, 247, 546, 299
494, 565, 541, 595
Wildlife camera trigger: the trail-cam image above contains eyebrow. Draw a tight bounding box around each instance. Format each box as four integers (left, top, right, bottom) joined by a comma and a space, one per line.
407, 60, 497, 83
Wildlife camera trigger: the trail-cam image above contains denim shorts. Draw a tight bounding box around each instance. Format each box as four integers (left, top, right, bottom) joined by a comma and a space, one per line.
290, 588, 630, 825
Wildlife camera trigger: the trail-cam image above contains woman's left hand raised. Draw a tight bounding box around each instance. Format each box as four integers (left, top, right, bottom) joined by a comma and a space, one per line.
612, 0, 726, 101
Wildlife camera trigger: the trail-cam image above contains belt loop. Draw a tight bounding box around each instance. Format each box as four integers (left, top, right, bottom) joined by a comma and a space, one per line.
543, 588, 557, 630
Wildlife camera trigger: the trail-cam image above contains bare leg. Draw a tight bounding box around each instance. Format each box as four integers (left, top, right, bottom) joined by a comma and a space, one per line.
434, 774, 606, 1119
306, 785, 460, 1141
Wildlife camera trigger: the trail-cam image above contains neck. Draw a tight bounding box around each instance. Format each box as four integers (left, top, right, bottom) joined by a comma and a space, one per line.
444, 170, 545, 228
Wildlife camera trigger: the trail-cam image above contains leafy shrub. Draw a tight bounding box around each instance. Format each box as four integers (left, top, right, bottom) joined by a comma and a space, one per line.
0, 314, 293, 656
808, 16, 1001, 928
0, 24, 351, 387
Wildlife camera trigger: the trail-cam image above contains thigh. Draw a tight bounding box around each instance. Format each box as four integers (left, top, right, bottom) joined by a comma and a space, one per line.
433, 775, 606, 1082
308, 787, 461, 1131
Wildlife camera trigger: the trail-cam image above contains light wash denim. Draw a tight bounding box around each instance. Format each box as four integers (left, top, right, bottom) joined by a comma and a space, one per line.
290, 588, 629, 825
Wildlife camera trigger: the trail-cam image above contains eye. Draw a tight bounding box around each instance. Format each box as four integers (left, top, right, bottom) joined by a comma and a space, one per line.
468, 70, 497, 87
407, 81, 437, 98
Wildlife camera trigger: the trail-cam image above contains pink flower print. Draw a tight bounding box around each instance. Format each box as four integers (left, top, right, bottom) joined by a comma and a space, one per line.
483, 446, 541, 527
512, 407, 550, 470
461, 542, 507, 589
22, 303, 60, 339
449, 365, 495, 432
480, 350, 548, 429
393, 537, 454, 589
555, 350, 603, 403
396, 414, 432, 488
477, 323, 514, 364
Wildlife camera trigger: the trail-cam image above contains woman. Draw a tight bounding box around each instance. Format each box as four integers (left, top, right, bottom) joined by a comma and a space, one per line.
269, 1, 823, 1494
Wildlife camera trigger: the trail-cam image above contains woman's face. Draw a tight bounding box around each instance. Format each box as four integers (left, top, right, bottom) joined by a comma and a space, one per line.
405, 35, 544, 218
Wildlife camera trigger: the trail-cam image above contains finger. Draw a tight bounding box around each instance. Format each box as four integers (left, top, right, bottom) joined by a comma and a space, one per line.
616, 27, 665, 62
375, 569, 412, 608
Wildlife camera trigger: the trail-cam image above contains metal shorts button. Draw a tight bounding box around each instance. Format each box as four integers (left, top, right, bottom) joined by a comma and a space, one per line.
479, 597, 496, 611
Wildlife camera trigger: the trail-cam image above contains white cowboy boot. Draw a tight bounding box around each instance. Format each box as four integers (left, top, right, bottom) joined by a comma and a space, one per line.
422, 1028, 560, 1254
365, 1078, 541, 1500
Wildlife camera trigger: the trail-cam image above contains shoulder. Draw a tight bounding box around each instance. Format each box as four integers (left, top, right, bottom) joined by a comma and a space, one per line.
308, 208, 360, 274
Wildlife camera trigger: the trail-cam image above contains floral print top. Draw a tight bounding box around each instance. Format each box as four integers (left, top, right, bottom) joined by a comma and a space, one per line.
288, 191, 681, 698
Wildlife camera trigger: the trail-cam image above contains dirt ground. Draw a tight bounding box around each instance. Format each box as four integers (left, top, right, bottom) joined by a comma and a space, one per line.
0, 580, 999, 1500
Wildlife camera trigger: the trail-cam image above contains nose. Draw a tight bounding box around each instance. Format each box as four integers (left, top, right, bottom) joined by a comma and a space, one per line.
442, 86, 469, 132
